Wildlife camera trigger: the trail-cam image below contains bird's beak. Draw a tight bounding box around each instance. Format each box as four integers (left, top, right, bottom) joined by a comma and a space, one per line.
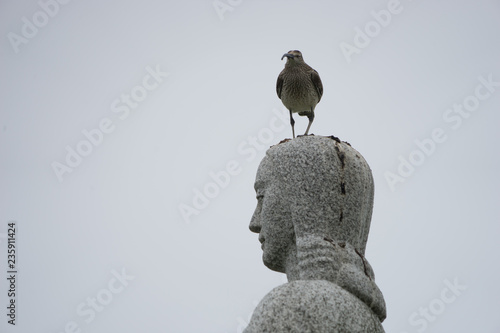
281, 53, 294, 60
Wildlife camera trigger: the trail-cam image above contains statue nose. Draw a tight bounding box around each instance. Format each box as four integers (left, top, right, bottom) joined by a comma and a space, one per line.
249, 211, 262, 233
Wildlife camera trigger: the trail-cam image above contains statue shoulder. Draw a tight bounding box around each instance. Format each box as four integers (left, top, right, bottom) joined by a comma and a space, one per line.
244, 280, 384, 333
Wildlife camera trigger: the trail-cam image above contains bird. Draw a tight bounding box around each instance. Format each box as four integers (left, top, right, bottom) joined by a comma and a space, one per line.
276, 50, 323, 138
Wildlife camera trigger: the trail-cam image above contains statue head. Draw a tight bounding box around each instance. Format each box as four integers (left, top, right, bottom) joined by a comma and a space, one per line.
249, 136, 375, 275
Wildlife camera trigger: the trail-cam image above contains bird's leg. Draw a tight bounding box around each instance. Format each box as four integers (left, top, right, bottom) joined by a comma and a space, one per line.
289, 109, 296, 138
304, 111, 315, 136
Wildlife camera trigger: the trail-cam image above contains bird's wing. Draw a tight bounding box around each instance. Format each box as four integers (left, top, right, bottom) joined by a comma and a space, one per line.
311, 70, 323, 102
276, 73, 284, 99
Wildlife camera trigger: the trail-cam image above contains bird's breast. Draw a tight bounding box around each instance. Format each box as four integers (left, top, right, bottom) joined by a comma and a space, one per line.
280, 76, 319, 113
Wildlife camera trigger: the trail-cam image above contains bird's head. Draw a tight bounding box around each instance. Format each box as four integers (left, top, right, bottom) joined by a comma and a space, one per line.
281, 50, 305, 65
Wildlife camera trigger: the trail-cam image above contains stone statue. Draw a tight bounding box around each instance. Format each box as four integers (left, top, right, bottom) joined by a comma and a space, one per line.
244, 135, 386, 332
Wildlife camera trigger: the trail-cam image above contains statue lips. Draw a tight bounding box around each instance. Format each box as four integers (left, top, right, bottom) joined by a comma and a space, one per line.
259, 236, 265, 250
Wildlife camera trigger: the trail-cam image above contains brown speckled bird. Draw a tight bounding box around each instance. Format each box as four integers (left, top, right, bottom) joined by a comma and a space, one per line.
276, 50, 323, 138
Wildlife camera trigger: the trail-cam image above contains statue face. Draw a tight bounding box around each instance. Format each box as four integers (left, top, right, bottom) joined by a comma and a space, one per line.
249, 159, 294, 273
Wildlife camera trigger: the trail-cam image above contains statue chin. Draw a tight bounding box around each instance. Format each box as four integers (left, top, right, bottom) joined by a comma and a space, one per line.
262, 255, 285, 274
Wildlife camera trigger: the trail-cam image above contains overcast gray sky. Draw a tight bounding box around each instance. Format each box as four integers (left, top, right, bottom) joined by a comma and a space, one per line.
1, 1, 500, 332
